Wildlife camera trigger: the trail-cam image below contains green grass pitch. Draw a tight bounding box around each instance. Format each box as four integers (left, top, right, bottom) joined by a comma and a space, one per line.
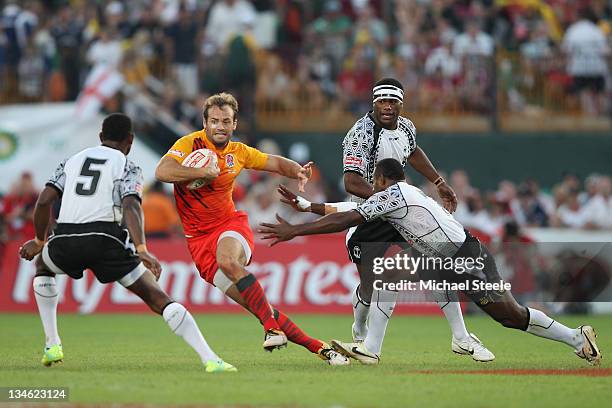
1, 312, 611, 407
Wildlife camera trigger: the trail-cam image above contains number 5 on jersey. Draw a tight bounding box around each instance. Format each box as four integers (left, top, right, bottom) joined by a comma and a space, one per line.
76, 158, 107, 196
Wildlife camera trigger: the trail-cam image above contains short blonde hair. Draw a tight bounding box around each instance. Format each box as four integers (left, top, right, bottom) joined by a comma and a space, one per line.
203, 92, 239, 121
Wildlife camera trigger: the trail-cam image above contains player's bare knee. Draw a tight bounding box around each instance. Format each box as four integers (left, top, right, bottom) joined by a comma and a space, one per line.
217, 256, 245, 283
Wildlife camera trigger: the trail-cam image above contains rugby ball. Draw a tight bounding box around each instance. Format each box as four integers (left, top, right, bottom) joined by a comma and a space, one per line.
182, 148, 219, 190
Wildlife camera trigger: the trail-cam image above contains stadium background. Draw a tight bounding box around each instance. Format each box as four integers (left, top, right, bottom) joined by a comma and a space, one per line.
1, 2, 611, 407
1, 1, 611, 314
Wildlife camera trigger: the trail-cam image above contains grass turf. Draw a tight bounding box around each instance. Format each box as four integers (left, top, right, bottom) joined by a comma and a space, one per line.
0, 312, 610, 407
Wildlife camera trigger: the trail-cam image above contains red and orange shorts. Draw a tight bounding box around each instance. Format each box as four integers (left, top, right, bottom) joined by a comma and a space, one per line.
186, 211, 254, 291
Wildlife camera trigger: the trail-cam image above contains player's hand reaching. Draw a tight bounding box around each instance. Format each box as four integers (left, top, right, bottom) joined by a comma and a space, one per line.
19, 239, 44, 261
437, 182, 458, 213
297, 161, 314, 193
278, 184, 310, 212
258, 214, 296, 247
138, 251, 162, 279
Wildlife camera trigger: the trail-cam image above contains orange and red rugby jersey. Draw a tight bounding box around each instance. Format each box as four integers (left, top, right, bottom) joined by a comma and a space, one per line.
164, 130, 268, 235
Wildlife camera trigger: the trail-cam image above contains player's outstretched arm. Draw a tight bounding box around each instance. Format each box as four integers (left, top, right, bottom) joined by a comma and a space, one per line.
122, 196, 162, 278
258, 211, 364, 246
277, 184, 357, 216
19, 186, 59, 260
408, 146, 457, 213
155, 156, 219, 184
262, 155, 313, 192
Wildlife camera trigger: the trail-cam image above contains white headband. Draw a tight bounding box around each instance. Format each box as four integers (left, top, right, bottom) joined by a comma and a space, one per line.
373, 84, 404, 103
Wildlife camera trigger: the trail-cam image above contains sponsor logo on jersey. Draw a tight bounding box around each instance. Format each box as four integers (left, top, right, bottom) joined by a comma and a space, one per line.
225, 154, 235, 168
0, 130, 18, 161
344, 156, 362, 166
168, 149, 185, 158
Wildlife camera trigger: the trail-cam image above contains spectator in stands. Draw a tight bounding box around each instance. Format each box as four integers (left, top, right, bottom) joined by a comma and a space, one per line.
164, 5, 201, 100
1, 1, 27, 96
299, 48, 335, 103
457, 190, 501, 238
336, 48, 374, 115
425, 34, 461, 80
450, 169, 475, 223
224, 29, 257, 126
526, 179, 555, 216
276, 0, 305, 66
454, 19, 495, 113
352, 4, 388, 48
256, 54, 295, 111
562, 7, 610, 115
205, 0, 257, 53
51, 5, 85, 100
497, 180, 519, 218
552, 188, 587, 228
499, 221, 539, 304
453, 19, 494, 57
156, 0, 198, 26
308, 0, 352, 73
17, 42, 44, 100
520, 20, 554, 61
104, 1, 132, 40
514, 182, 549, 227
142, 181, 181, 238
579, 173, 601, 205
422, 32, 461, 113
1, 171, 38, 240
122, 31, 153, 87
86, 29, 123, 69
582, 176, 612, 229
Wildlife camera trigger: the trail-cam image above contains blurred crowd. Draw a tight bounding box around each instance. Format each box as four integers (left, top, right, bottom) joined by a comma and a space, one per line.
2, 164, 610, 252
1, 0, 611, 128
420, 169, 612, 243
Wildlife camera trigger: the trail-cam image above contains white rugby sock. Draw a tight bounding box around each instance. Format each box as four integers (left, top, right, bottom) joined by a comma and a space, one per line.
163, 302, 219, 363
525, 308, 583, 350
364, 289, 397, 355
352, 285, 370, 340
33, 276, 61, 347
433, 290, 470, 341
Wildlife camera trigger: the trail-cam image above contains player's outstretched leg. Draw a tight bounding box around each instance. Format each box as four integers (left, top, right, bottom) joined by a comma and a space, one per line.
33, 257, 63, 367
482, 291, 602, 366
273, 309, 349, 366
126, 270, 237, 372
222, 284, 348, 365
216, 236, 287, 351
432, 289, 495, 362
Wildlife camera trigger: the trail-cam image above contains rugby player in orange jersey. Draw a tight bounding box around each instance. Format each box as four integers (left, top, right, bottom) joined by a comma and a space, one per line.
155, 93, 349, 365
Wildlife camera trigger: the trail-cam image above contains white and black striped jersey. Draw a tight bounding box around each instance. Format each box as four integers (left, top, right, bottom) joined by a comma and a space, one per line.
342, 113, 417, 203
355, 182, 467, 258
47, 145, 143, 224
